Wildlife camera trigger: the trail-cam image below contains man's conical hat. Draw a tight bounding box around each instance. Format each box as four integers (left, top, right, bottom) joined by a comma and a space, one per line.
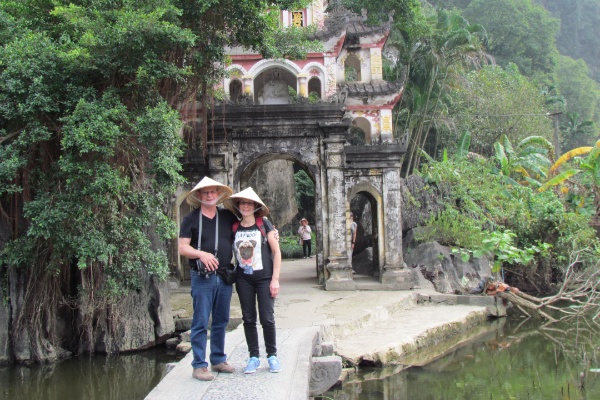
185, 176, 233, 208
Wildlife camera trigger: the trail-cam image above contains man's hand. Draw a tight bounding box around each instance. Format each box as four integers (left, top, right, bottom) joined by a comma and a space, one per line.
198, 251, 219, 271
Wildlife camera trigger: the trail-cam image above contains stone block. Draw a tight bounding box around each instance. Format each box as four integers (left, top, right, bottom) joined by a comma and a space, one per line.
309, 355, 343, 396
428, 294, 457, 305
325, 279, 356, 291
176, 342, 192, 354
175, 318, 192, 332
165, 338, 180, 349
320, 342, 335, 356
179, 330, 191, 343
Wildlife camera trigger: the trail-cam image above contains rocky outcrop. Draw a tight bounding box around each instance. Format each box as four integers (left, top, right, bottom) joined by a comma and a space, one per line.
400, 175, 443, 232
248, 159, 298, 228
1, 227, 175, 364
84, 273, 175, 354
404, 241, 491, 294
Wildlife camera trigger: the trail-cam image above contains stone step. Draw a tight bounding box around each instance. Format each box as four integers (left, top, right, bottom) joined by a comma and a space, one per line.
318, 291, 422, 343
328, 302, 490, 366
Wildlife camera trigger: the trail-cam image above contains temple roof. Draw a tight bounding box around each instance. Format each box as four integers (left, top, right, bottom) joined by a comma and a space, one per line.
341, 81, 403, 98
311, 6, 393, 43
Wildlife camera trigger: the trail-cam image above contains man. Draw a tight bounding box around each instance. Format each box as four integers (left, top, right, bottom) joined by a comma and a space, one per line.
178, 176, 237, 381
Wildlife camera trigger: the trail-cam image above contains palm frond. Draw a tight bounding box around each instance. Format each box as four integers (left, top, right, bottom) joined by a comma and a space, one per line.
539, 169, 581, 192
549, 147, 593, 174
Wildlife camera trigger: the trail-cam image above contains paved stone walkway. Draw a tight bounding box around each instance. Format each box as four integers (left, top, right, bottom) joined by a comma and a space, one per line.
146, 258, 493, 399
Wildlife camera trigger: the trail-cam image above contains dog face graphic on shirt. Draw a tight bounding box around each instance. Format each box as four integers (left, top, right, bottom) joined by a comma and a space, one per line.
236, 239, 257, 267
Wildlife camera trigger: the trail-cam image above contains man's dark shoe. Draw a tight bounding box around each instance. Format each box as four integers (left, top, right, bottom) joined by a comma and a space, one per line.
192, 367, 214, 381
211, 362, 235, 373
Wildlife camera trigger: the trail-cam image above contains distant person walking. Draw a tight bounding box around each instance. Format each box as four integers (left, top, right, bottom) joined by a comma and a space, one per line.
298, 218, 312, 258
224, 187, 282, 374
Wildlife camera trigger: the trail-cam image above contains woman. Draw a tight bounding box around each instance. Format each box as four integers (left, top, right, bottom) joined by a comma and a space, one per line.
224, 187, 282, 374
297, 218, 312, 258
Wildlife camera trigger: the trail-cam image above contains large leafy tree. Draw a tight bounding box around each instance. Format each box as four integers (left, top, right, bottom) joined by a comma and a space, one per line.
554, 55, 600, 125
462, 0, 559, 78
447, 64, 554, 156
538, 0, 600, 82
0, 0, 312, 361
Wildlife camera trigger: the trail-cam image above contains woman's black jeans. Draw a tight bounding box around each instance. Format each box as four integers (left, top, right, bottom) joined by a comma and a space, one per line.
302, 239, 312, 257
235, 274, 277, 358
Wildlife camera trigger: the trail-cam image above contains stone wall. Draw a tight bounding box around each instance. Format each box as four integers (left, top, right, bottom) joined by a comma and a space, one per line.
247, 159, 298, 228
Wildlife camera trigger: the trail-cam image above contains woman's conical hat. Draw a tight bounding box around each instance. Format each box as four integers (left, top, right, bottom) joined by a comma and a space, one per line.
223, 187, 269, 218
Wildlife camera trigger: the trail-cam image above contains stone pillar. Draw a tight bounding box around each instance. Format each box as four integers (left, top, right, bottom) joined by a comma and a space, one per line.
297, 73, 308, 97
207, 140, 231, 188
380, 109, 394, 144
323, 137, 355, 291
381, 168, 412, 289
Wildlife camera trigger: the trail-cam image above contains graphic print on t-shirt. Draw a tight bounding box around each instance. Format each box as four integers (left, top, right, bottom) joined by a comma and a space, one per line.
234, 229, 264, 274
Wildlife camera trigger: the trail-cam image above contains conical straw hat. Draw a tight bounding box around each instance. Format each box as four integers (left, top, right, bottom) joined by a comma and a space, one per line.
186, 176, 233, 208
223, 187, 269, 218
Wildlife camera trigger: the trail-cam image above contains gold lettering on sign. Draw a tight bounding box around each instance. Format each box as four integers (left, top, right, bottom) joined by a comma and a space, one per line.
292, 11, 304, 27
382, 115, 392, 132
371, 52, 382, 76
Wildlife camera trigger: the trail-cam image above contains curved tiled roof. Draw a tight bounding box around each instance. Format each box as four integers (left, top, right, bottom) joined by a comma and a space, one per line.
340, 81, 402, 97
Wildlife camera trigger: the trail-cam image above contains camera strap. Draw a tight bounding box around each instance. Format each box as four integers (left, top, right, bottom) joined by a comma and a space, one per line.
198, 210, 219, 257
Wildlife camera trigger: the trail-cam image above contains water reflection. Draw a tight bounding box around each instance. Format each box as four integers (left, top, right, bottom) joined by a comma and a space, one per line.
0, 348, 183, 400
324, 313, 600, 400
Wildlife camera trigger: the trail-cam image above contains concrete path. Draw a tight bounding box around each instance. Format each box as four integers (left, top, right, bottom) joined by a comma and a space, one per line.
146, 258, 493, 399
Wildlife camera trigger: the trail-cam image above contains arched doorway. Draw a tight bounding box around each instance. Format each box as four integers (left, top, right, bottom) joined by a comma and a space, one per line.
350, 117, 371, 145
253, 68, 297, 104
308, 77, 322, 100
350, 191, 380, 279
229, 79, 243, 102
344, 54, 362, 82
236, 153, 320, 264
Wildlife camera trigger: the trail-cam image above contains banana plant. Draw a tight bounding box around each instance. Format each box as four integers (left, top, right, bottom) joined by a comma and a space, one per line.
492, 135, 553, 187
539, 139, 600, 216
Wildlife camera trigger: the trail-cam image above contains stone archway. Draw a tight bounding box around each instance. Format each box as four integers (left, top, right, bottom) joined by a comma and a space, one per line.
176, 103, 413, 290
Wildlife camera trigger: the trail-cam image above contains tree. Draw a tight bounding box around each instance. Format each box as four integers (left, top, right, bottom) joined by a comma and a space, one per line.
394, 8, 489, 174
561, 112, 597, 152
538, 0, 600, 82
462, 0, 559, 78
492, 134, 553, 187
555, 55, 600, 125
540, 140, 600, 217
447, 64, 554, 156
0, 0, 314, 363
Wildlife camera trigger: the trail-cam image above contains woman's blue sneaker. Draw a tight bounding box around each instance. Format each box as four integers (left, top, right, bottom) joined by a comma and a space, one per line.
268, 355, 281, 373
244, 357, 260, 374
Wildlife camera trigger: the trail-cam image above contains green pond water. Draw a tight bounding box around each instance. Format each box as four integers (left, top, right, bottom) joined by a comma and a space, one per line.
323, 312, 600, 400
0, 348, 183, 400
1, 311, 598, 399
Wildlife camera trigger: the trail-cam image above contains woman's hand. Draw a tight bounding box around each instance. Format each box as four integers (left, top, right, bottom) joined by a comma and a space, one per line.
270, 278, 280, 298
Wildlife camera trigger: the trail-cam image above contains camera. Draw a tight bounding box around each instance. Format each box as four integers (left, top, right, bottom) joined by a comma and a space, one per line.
195, 259, 210, 278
